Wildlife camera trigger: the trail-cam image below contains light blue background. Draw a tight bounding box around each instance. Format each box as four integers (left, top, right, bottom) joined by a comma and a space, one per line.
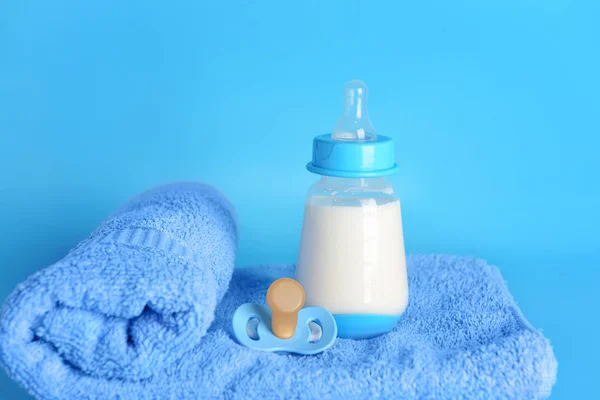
1, 1, 598, 398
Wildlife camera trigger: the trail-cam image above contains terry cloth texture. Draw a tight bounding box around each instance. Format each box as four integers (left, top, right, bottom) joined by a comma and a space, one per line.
0, 184, 556, 399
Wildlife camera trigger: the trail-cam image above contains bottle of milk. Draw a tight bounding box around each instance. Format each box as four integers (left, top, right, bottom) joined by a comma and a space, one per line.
296, 80, 408, 340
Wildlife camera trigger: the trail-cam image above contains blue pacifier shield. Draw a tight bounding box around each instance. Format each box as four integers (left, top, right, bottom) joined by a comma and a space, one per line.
232, 303, 337, 355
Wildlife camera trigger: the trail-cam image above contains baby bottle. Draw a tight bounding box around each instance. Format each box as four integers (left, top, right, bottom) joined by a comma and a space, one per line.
295, 80, 409, 340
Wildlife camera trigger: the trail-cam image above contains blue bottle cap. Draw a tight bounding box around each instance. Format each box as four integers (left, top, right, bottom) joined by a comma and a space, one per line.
306, 80, 399, 178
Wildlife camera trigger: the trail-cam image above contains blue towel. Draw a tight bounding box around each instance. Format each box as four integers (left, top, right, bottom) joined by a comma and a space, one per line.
191, 260, 557, 399
0, 185, 557, 399
0, 182, 238, 398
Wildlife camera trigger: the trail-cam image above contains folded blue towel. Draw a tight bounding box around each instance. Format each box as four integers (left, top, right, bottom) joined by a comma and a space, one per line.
187, 259, 557, 400
0, 184, 557, 399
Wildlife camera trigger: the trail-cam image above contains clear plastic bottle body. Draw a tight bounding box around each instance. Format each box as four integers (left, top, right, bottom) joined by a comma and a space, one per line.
295, 176, 409, 319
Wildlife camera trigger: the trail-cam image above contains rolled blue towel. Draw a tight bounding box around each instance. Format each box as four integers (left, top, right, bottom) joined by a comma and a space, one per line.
0, 182, 237, 398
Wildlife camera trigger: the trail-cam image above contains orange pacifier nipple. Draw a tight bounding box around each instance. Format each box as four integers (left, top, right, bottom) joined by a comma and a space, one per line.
266, 278, 306, 339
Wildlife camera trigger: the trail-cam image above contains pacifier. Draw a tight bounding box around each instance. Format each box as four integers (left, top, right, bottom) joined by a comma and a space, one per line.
232, 278, 337, 355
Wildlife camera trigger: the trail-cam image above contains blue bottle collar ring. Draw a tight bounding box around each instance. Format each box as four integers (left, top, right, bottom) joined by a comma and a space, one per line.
306, 134, 399, 178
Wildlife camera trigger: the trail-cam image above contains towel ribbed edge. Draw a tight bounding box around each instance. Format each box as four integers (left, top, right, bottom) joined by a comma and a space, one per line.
92, 228, 203, 266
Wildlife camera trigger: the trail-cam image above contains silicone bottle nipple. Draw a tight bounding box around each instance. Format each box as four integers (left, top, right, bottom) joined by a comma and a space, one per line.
267, 278, 306, 339
332, 80, 377, 141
